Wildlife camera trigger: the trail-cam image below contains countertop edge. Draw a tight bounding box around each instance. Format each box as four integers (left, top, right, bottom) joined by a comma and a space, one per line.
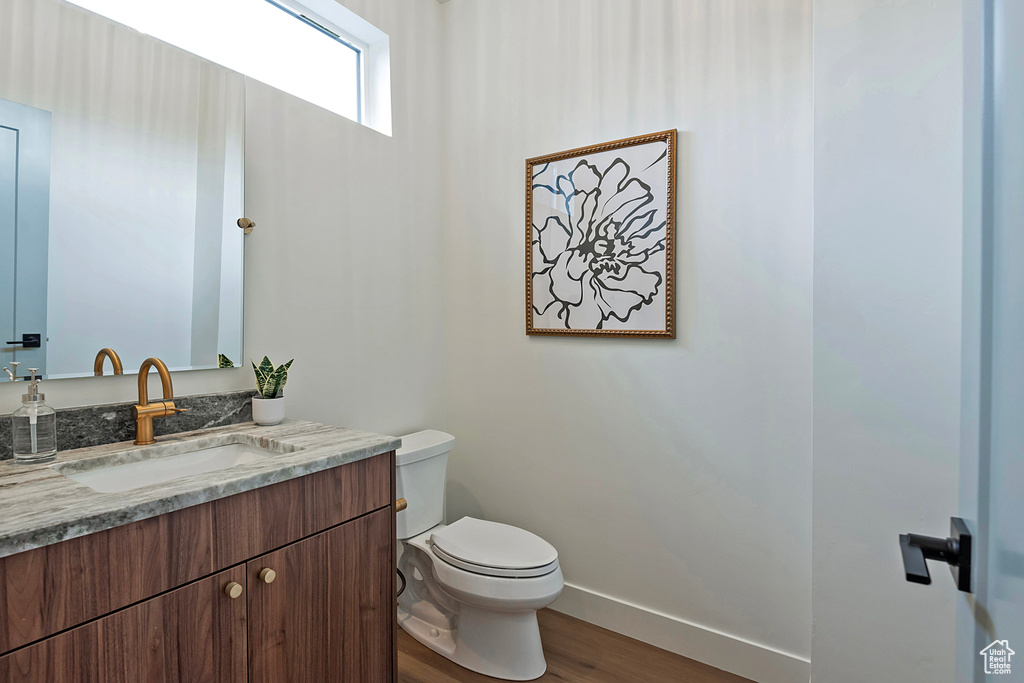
0, 420, 401, 559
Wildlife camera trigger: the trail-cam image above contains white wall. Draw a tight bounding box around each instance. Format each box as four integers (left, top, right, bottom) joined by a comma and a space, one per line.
241, 0, 446, 436
0, 4, 976, 680
440, 2, 812, 681
0, 0, 446, 441
811, 1, 964, 681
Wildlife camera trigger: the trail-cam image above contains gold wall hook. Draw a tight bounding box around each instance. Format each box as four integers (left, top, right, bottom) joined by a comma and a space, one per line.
93, 348, 124, 376
237, 217, 255, 234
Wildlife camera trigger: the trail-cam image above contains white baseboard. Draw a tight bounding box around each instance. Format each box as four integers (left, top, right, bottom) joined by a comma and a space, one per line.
550, 582, 810, 683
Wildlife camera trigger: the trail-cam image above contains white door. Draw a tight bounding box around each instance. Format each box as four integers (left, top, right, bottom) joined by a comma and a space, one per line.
0, 98, 50, 377
949, 1, 1023, 679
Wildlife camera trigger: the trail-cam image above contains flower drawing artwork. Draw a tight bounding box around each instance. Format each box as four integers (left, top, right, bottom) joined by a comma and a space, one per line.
527, 132, 674, 337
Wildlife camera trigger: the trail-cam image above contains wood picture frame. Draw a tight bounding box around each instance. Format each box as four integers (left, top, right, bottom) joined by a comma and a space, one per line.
526, 130, 676, 338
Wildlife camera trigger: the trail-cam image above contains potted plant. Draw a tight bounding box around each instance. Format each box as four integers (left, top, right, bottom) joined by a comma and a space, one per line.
251, 356, 293, 426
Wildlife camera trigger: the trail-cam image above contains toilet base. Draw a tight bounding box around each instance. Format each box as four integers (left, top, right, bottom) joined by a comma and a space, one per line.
398, 603, 547, 681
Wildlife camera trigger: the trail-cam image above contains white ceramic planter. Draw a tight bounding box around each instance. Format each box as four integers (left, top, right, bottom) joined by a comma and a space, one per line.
252, 396, 285, 426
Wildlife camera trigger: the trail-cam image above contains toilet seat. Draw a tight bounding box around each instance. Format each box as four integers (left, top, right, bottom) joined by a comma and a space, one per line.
429, 517, 558, 579
404, 525, 565, 611
431, 544, 559, 578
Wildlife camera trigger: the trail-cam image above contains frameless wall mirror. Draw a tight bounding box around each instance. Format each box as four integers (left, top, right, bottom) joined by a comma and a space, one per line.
0, 0, 245, 380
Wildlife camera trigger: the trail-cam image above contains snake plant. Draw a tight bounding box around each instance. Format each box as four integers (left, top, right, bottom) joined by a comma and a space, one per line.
252, 356, 293, 399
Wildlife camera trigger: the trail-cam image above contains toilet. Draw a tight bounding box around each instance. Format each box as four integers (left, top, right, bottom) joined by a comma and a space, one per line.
396, 430, 563, 681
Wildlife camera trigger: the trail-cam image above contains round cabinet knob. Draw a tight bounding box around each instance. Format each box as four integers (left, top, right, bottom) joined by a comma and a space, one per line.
396, 498, 408, 512
224, 582, 243, 599
259, 568, 277, 584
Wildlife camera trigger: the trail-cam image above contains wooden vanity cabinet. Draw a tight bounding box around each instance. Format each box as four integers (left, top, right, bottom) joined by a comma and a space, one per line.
0, 566, 247, 683
248, 508, 392, 683
0, 451, 396, 683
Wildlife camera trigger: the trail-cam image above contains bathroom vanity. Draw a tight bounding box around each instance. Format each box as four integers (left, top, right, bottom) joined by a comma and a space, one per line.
0, 420, 400, 682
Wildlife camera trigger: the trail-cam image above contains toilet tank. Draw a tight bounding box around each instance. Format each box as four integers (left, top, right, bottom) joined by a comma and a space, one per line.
395, 430, 455, 540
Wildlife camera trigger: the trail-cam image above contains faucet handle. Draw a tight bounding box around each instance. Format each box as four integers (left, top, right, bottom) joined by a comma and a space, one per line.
173, 407, 188, 414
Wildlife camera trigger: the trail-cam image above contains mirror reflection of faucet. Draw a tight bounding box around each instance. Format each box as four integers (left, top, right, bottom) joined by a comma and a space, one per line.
93, 348, 124, 376
3, 361, 21, 381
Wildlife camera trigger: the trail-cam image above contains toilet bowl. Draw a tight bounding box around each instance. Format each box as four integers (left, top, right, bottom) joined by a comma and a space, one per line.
395, 430, 563, 681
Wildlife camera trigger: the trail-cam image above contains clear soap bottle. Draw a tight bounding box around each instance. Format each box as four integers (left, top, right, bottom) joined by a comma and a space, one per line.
12, 369, 57, 463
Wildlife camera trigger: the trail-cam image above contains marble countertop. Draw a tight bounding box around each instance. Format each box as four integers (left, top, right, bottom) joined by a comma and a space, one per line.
0, 419, 401, 559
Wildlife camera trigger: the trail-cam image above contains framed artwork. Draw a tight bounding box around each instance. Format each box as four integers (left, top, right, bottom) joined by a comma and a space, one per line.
526, 130, 676, 338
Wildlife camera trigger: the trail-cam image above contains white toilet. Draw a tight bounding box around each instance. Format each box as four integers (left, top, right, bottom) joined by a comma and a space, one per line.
396, 430, 563, 681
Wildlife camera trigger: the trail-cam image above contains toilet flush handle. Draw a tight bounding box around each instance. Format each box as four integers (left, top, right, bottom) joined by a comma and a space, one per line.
396, 498, 408, 512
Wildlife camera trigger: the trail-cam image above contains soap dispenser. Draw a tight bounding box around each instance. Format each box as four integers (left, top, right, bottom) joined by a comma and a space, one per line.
12, 369, 57, 463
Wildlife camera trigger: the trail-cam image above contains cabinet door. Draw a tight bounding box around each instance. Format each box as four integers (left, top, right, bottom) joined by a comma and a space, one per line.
247, 508, 392, 683
0, 565, 247, 683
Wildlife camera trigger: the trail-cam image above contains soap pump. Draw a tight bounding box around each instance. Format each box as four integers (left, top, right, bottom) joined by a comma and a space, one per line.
12, 369, 57, 463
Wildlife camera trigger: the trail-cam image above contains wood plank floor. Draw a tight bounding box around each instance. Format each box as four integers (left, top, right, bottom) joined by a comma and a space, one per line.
397, 609, 752, 683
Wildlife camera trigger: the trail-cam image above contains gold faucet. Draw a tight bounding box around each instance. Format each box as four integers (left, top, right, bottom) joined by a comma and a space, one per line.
93, 348, 124, 376
131, 358, 187, 445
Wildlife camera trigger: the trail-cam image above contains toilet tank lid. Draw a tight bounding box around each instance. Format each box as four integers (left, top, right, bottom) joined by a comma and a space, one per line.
396, 430, 455, 466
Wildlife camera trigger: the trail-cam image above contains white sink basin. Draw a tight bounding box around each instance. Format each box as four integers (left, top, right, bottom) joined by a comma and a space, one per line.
52, 437, 291, 493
